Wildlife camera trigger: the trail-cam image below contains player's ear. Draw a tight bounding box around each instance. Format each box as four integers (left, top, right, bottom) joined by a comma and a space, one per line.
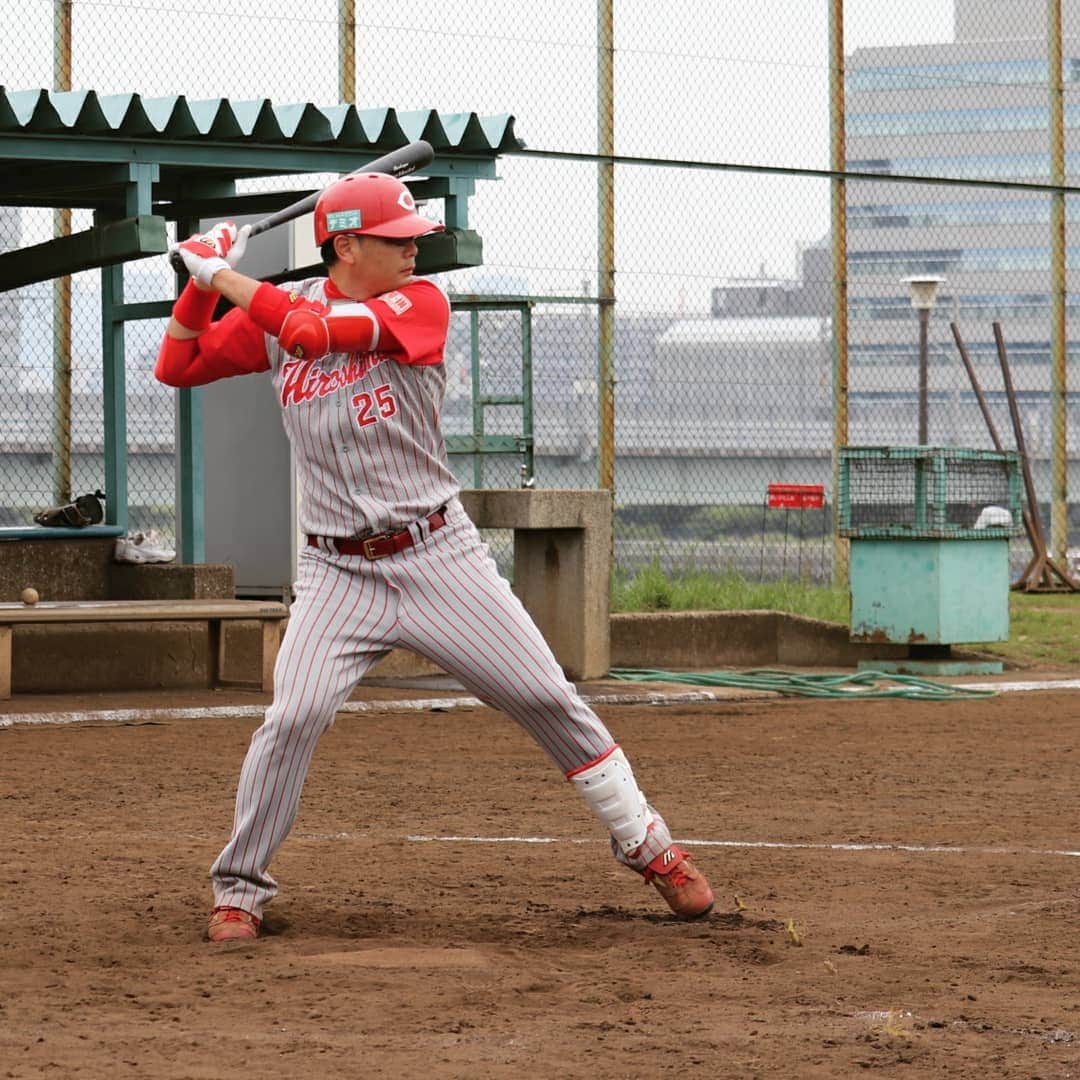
333, 233, 357, 265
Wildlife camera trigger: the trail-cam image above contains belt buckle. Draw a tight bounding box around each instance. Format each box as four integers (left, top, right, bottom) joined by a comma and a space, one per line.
361, 535, 389, 560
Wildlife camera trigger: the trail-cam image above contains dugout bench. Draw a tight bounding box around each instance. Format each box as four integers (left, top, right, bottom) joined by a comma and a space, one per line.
0, 599, 288, 700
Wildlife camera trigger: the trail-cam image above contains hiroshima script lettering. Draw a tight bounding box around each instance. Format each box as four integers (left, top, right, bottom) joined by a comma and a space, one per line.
280, 353, 389, 408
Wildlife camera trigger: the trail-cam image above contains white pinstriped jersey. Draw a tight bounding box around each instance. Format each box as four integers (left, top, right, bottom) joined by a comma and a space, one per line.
264, 276, 459, 538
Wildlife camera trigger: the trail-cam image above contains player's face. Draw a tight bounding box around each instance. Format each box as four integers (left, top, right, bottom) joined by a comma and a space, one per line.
346, 234, 419, 297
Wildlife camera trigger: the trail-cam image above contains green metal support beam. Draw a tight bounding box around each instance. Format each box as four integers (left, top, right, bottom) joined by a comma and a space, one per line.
173, 213, 204, 566
177, 386, 204, 564
122, 162, 157, 218
445, 435, 524, 454
157, 190, 299, 221
156, 177, 469, 226
408, 176, 476, 228
100, 253, 128, 533
0, 135, 499, 180
0, 160, 159, 201
445, 297, 534, 486
0, 214, 167, 290
415, 228, 482, 272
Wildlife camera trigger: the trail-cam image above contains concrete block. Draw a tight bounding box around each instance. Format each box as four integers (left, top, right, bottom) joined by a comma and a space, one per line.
775, 612, 908, 666
460, 489, 612, 680
13, 622, 212, 693
109, 562, 235, 600
611, 610, 910, 670
0, 537, 115, 601
611, 610, 780, 669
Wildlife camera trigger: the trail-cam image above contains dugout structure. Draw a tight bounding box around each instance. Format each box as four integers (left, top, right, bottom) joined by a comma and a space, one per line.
837, 446, 1023, 672
0, 87, 522, 560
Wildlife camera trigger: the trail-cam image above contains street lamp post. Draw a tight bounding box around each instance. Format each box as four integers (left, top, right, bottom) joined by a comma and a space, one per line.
902, 275, 944, 445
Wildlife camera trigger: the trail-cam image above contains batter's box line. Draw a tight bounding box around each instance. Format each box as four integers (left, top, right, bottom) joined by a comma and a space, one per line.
406, 835, 1080, 858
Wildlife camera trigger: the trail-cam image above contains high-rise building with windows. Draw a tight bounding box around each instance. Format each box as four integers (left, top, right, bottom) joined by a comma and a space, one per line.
844, 0, 1079, 461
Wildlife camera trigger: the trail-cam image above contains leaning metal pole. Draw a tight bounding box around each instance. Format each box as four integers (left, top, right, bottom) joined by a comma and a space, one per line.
1048, 0, 1068, 563
596, 0, 616, 495
829, 0, 849, 585
52, 0, 73, 506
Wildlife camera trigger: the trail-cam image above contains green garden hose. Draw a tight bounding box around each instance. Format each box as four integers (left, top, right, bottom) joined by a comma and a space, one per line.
609, 667, 997, 701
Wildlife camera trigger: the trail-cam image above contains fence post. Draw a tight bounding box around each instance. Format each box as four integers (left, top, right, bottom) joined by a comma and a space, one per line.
596, 0, 615, 496
1048, 0, 1068, 563
51, 0, 73, 505
339, 0, 355, 103
829, 0, 849, 587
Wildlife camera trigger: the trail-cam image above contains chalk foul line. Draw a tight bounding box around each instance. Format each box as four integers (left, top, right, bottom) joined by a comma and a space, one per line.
406, 835, 1080, 859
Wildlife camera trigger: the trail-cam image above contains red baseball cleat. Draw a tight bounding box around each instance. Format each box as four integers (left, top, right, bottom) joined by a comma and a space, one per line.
207, 906, 260, 942
642, 846, 715, 919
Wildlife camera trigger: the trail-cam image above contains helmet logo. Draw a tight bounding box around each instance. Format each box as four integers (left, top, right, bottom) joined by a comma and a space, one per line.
326, 209, 362, 231
398, 190, 415, 211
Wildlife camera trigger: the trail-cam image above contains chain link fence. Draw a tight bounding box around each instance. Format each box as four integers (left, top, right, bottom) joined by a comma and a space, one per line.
2, 0, 1078, 583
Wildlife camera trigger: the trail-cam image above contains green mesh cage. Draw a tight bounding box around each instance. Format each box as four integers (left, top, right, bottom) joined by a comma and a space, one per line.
837, 446, 1024, 540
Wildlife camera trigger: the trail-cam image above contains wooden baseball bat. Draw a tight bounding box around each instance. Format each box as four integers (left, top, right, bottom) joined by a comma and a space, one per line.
169, 139, 435, 272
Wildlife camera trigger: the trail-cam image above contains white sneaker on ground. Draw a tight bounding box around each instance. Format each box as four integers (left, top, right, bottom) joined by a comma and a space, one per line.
113, 530, 176, 564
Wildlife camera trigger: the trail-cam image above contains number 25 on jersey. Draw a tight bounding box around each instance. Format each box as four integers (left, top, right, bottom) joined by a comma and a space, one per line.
353, 383, 397, 428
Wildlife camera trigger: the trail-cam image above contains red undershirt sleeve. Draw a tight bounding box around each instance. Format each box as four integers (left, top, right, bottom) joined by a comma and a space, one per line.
155, 306, 271, 387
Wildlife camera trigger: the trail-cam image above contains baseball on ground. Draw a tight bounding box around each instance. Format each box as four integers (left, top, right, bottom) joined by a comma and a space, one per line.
20, 587, 39, 606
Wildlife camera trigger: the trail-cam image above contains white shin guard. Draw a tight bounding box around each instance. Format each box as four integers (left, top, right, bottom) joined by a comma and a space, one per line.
569, 746, 653, 855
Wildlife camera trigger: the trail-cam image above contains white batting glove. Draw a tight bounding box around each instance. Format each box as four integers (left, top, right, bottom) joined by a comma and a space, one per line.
170, 221, 251, 288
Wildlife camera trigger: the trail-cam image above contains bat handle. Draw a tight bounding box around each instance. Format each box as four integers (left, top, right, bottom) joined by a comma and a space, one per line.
168, 249, 186, 274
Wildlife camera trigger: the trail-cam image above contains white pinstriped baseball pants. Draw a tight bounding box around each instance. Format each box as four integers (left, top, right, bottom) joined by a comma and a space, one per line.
211, 498, 675, 917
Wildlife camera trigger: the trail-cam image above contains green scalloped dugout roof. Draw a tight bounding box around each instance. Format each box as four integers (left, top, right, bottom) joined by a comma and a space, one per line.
0, 87, 524, 215
0, 87, 522, 153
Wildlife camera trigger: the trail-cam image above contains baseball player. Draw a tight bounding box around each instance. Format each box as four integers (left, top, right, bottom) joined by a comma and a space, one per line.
157, 173, 714, 943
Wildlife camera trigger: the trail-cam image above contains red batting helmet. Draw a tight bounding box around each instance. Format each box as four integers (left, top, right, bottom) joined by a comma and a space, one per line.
313, 173, 444, 246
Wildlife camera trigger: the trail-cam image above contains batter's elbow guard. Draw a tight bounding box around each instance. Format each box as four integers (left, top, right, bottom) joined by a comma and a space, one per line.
278, 308, 332, 360
325, 303, 379, 354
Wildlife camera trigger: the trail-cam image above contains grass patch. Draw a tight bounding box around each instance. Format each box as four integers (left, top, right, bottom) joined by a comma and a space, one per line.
975, 592, 1080, 669
612, 562, 848, 623
613, 564, 1080, 670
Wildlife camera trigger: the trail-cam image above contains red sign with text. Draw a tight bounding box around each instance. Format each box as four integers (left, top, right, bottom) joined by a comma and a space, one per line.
767, 483, 825, 509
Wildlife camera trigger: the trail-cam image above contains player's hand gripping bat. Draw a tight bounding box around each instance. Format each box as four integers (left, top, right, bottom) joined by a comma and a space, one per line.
167, 139, 435, 274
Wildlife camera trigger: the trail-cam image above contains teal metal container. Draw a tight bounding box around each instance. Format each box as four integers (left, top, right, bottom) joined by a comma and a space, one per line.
838, 447, 1023, 646
849, 538, 1009, 643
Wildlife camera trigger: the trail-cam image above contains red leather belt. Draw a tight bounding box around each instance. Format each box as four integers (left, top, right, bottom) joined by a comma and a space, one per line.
308, 507, 447, 560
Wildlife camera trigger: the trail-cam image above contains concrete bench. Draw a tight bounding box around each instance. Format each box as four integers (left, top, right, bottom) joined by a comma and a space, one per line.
459, 489, 612, 680
0, 599, 289, 699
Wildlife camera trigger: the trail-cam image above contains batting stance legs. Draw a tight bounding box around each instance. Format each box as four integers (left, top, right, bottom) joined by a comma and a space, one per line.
210, 502, 713, 925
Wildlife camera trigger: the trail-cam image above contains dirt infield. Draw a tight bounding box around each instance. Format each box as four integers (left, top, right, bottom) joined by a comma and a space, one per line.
3, 686, 1080, 1078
